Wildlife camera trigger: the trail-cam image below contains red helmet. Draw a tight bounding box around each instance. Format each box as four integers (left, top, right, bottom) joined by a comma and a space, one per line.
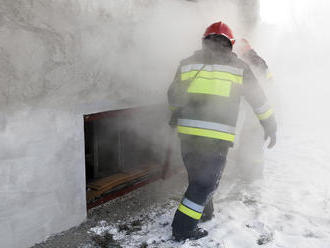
203, 21, 235, 45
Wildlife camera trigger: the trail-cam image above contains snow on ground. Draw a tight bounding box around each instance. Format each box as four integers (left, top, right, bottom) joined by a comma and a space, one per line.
34, 117, 329, 248
86, 122, 330, 248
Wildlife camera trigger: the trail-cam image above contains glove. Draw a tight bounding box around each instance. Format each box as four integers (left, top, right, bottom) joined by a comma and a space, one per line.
260, 115, 277, 149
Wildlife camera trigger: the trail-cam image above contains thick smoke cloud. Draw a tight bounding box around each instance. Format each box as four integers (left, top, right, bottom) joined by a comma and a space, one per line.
0, 1, 241, 247
1, 0, 329, 247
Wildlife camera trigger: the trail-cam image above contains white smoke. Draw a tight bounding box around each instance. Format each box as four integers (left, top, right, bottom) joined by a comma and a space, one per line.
1, 0, 330, 247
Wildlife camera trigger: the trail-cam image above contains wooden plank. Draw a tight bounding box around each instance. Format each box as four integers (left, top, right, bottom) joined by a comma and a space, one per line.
87, 175, 163, 209
86, 189, 101, 202
88, 173, 127, 190
87, 168, 153, 191
97, 170, 147, 190
86, 166, 161, 203
86, 173, 150, 202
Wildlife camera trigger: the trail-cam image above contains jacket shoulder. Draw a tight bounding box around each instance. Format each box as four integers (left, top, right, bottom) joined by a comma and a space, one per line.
180, 50, 204, 65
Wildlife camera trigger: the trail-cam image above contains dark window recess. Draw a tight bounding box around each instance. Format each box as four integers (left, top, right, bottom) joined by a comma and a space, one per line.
84, 104, 171, 209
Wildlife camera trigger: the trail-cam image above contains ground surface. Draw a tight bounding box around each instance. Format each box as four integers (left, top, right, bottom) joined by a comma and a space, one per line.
32, 122, 330, 248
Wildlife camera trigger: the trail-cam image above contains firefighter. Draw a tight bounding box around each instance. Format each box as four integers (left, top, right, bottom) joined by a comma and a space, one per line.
200, 39, 275, 223
201, 39, 275, 223
236, 38, 272, 80
234, 38, 274, 182
167, 21, 277, 241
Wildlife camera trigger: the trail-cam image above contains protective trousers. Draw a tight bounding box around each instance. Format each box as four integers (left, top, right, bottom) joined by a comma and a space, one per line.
236, 102, 265, 181
172, 137, 228, 236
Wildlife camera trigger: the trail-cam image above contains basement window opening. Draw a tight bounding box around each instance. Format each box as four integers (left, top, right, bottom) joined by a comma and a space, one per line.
84, 104, 171, 209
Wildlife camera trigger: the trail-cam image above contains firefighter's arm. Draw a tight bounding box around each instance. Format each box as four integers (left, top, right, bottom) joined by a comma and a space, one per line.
167, 67, 181, 110
245, 49, 272, 80
243, 67, 277, 148
167, 66, 184, 127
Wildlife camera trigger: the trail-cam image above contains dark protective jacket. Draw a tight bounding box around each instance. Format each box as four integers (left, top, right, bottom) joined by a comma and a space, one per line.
167, 48, 274, 147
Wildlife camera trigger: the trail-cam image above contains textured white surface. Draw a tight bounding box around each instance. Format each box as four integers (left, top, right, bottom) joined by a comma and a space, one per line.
0, 1, 241, 247
1, 0, 330, 247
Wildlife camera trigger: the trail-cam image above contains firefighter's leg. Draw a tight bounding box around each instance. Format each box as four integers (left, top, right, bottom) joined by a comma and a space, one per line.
201, 158, 226, 223
237, 125, 264, 181
172, 141, 228, 239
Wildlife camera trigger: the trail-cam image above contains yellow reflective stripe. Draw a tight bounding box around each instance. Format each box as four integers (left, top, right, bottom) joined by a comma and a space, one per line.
255, 102, 271, 115
181, 71, 243, 83
198, 71, 243, 84
177, 125, 235, 142
187, 78, 232, 97
178, 119, 235, 133
258, 108, 273, 120
178, 204, 202, 220
181, 71, 198, 81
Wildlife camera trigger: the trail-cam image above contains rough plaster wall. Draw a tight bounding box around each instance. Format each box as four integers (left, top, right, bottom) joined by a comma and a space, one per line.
0, 0, 241, 247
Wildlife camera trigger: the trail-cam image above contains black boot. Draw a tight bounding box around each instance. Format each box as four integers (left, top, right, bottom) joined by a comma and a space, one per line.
173, 227, 208, 242
201, 200, 214, 222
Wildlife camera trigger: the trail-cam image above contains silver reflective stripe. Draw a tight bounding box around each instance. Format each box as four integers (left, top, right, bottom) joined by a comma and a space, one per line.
181, 64, 243, 76
204, 65, 243, 76
181, 64, 204, 73
177, 119, 235, 134
182, 198, 204, 213
255, 102, 271, 114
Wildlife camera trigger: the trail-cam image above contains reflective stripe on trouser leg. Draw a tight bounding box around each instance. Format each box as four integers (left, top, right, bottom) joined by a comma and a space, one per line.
177, 198, 204, 220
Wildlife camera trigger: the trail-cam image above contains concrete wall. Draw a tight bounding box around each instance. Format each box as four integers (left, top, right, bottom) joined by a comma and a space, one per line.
0, 0, 245, 247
